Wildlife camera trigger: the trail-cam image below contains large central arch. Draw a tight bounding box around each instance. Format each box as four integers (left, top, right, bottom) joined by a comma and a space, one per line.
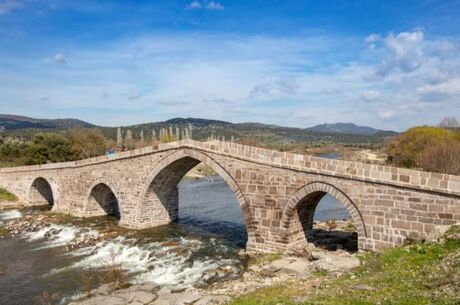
135, 148, 256, 247
279, 181, 367, 247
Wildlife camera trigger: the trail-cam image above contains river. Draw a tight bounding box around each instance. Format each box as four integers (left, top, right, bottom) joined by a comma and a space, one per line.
0, 154, 349, 304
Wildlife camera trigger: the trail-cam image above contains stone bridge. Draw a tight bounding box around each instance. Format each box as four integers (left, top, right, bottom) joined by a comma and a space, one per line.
0, 139, 459, 252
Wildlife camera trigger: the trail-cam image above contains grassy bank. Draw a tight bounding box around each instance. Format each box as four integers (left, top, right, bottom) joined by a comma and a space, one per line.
0, 188, 18, 202
230, 226, 460, 305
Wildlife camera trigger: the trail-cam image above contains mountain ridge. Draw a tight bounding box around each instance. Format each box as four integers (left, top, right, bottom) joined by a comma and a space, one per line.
0, 114, 93, 131
306, 122, 392, 135
0, 114, 397, 145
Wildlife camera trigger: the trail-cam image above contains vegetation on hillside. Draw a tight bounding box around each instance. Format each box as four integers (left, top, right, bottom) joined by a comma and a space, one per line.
0, 187, 18, 201
0, 128, 111, 167
386, 119, 460, 175
229, 226, 460, 305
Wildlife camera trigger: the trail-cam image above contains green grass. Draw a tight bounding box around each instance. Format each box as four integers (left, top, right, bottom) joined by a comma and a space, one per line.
247, 252, 283, 267
0, 188, 18, 202
228, 226, 460, 305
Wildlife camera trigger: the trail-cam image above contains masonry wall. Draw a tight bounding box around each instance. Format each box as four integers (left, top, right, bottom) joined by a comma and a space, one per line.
0, 140, 459, 253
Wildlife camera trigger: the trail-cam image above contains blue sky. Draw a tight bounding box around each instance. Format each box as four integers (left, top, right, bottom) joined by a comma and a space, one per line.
1, 1, 460, 130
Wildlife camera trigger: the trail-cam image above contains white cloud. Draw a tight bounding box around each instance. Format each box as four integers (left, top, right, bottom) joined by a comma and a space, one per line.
185, 1, 224, 11
206, 1, 224, 10
417, 78, 460, 96
249, 78, 300, 99
1, 30, 460, 130
53, 53, 66, 64
185, 1, 201, 10
371, 29, 425, 78
360, 90, 381, 101
128, 91, 141, 100
364, 34, 380, 44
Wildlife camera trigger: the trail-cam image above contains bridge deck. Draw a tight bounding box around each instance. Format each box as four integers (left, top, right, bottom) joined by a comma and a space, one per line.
1, 139, 459, 197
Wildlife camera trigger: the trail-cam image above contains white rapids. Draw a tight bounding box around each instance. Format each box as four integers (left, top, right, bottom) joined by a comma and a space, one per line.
22, 224, 99, 249
1, 208, 243, 289
0, 209, 22, 220
68, 235, 240, 288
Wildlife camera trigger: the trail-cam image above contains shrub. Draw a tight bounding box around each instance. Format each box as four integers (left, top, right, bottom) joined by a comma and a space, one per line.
325, 219, 338, 231
418, 139, 460, 175
78, 270, 101, 297
103, 254, 129, 291
35, 290, 60, 305
386, 126, 460, 175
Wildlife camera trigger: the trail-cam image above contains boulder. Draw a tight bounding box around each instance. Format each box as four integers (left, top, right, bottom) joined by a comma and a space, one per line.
74, 295, 126, 305
171, 292, 202, 305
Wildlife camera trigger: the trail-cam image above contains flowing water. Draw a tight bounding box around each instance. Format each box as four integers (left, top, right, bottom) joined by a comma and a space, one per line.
0, 162, 350, 304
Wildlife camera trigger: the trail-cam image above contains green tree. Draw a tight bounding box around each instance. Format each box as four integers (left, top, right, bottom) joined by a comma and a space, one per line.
67, 128, 109, 159
25, 133, 74, 165
386, 126, 460, 174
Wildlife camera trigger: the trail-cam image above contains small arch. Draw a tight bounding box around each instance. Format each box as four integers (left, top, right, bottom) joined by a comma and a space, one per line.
136, 148, 256, 246
280, 181, 367, 247
29, 177, 54, 206
87, 179, 121, 220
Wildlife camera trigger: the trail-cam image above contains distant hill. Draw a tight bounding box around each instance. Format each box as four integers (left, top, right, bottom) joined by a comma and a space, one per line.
0, 114, 397, 146
99, 117, 397, 146
307, 123, 395, 135
165, 117, 232, 127
0, 114, 93, 131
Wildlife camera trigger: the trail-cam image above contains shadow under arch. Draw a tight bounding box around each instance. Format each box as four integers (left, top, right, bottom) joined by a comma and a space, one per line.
280, 181, 367, 247
135, 148, 256, 247
28, 177, 55, 207
86, 178, 122, 221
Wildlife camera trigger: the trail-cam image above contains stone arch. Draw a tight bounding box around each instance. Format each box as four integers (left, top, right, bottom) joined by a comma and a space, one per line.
28, 177, 55, 207
135, 148, 256, 245
280, 181, 367, 246
86, 178, 122, 221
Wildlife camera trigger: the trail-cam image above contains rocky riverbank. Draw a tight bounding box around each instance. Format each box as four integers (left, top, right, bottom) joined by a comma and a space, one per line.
69, 244, 359, 305
0, 207, 361, 305
64, 220, 360, 305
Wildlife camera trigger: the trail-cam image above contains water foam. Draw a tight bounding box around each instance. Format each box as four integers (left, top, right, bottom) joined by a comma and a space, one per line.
22, 224, 98, 249
0, 209, 22, 220
69, 235, 239, 288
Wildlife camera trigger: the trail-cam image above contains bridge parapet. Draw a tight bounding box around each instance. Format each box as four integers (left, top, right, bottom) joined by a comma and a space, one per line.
1, 139, 459, 197
184, 140, 460, 197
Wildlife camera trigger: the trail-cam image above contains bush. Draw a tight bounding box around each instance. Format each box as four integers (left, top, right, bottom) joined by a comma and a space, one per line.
25, 133, 74, 165
386, 126, 460, 175
418, 139, 460, 175
67, 128, 110, 159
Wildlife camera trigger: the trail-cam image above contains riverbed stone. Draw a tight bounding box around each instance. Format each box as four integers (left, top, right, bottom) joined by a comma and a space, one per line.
134, 291, 157, 304
114, 290, 157, 304
149, 299, 169, 305
74, 295, 126, 305
157, 287, 171, 296
311, 252, 360, 272
269, 258, 311, 276
137, 281, 161, 293
171, 292, 202, 305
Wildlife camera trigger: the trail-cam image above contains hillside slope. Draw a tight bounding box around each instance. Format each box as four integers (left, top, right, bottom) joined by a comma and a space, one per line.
0, 114, 93, 131
307, 122, 394, 135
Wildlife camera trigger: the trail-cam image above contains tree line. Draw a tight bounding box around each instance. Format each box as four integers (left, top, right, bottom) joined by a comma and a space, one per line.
0, 125, 194, 167
0, 128, 110, 167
